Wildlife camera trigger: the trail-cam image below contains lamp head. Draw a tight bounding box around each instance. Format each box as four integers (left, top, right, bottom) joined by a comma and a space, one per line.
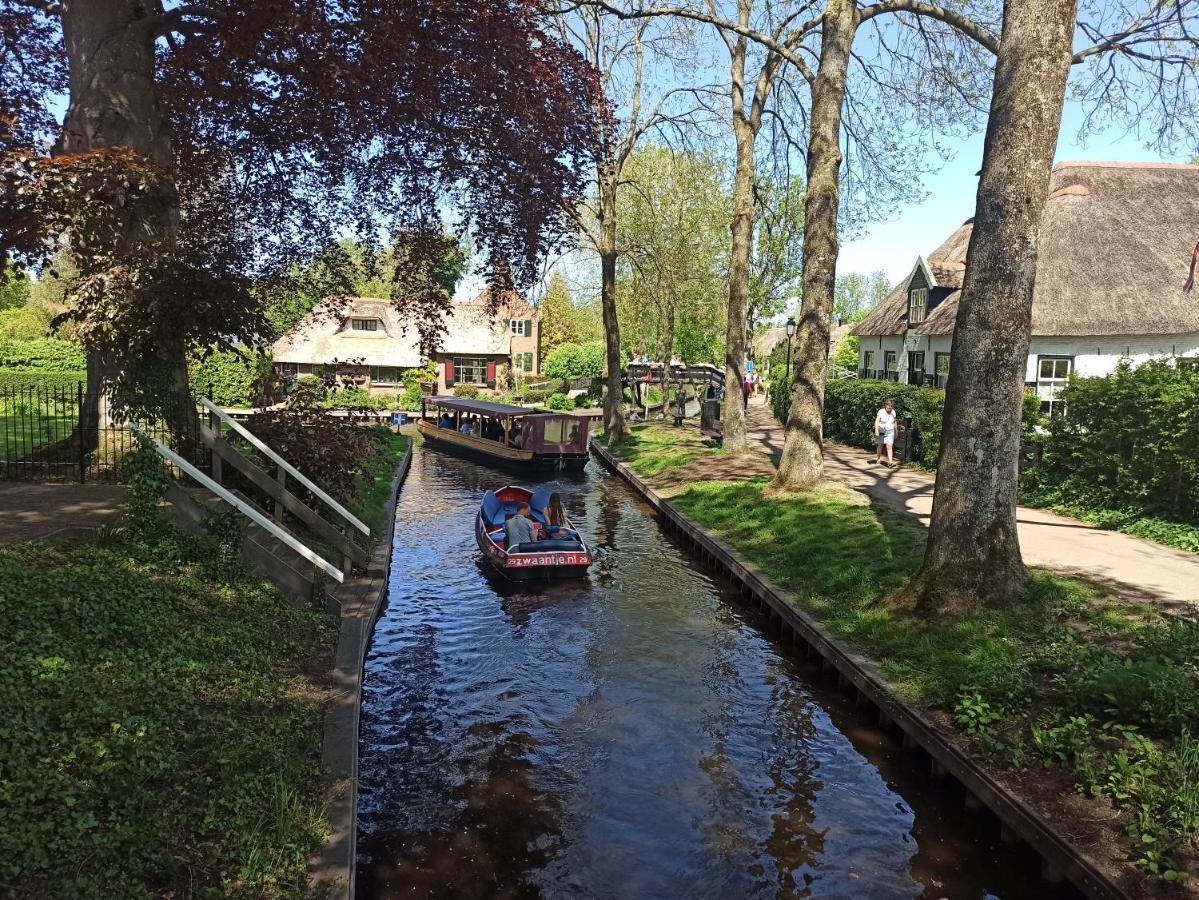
785, 317, 796, 338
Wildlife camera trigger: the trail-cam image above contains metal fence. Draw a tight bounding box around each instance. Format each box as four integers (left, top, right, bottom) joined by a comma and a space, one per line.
0, 381, 208, 482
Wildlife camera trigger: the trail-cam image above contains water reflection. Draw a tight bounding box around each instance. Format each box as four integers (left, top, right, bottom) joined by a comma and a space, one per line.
357, 446, 1044, 898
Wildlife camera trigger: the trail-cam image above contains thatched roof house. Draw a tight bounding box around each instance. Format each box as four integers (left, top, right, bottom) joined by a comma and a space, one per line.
272, 292, 540, 394
851, 161, 1199, 415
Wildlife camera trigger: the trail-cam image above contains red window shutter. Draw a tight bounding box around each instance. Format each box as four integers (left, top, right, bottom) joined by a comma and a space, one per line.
485, 362, 496, 387
444, 360, 455, 387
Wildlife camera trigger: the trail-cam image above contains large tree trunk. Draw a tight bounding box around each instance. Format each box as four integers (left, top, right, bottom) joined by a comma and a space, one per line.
772, 0, 858, 492
597, 171, 628, 442
56, 0, 188, 447
723, 114, 757, 452
906, 0, 1077, 613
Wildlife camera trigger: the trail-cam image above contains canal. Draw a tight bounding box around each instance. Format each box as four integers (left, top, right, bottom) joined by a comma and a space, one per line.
357, 448, 1045, 898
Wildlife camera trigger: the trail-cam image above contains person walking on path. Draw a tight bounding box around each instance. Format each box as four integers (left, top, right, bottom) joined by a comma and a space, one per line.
874, 399, 897, 467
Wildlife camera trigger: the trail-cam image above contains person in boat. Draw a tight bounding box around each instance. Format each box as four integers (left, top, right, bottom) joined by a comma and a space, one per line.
504, 502, 537, 549
483, 418, 502, 441
545, 492, 569, 537
509, 422, 523, 448
438, 412, 454, 428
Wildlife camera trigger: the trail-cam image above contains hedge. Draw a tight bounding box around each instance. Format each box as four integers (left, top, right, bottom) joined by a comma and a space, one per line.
810, 378, 1039, 470
0, 338, 86, 372
0, 367, 85, 394
1024, 359, 1199, 526
189, 346, 272, 407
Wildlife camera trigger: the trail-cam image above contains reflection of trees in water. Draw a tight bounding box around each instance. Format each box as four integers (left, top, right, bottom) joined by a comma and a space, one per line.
357, 728, 565, 900
695, 615, 825, 898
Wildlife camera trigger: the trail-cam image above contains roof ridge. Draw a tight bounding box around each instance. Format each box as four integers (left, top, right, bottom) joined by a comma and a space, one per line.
1052, 160, 1199, 172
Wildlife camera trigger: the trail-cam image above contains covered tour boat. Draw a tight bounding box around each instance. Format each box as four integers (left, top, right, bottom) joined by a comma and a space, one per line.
475, 486, 592, 579
418, 396, 590, 472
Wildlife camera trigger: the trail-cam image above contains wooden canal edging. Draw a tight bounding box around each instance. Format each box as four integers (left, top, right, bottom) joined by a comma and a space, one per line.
590, 439, 1128, 900
309, 440, 413, 900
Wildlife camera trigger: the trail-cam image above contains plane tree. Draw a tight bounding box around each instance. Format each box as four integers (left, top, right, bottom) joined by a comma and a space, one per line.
0, 0, 597, 438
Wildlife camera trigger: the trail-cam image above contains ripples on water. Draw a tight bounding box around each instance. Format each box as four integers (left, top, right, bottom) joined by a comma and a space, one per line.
357, 449, 1044, 899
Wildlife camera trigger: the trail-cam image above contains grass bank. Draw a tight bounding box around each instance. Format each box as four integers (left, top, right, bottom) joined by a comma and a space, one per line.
0, 531, 334, 898
613, 425, 1199, 886
347, 429, 409, 545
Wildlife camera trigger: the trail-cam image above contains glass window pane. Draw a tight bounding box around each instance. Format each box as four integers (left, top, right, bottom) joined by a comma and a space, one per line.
543, 419, 565, 443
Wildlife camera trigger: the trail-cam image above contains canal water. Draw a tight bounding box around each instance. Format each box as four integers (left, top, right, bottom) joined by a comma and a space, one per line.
357, 448, 1044, 898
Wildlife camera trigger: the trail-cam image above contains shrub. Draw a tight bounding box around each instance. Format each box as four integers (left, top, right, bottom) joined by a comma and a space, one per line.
246, 408, 379, 502
400, 362, 438, 409
322, 386, 374, 409
453, 383, 481, 399
286, 375, 327, 408
546, 392, 572, 411
573, 392, 592, 409
188, 346, 272, 407
543, 341, 618, 381
0, 305, 52, 340
1024, 359, 1199, 526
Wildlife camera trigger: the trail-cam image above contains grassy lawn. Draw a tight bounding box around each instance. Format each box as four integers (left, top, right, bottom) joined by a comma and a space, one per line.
607, 423, 721, 478
616, 435, 1199, 883
0, 412, 77, 460
346, 429, 410, 545
0, 533, 334, 898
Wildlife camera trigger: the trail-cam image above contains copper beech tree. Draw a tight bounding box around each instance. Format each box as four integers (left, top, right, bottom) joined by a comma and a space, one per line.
0, 0, 599, 439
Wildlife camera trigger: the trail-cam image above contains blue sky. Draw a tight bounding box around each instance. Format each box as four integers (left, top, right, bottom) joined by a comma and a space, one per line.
836, 102, 1191, 284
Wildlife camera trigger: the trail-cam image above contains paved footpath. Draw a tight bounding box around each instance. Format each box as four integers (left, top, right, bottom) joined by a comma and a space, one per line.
0, 482, 126, 546
742, 398, 1199, 610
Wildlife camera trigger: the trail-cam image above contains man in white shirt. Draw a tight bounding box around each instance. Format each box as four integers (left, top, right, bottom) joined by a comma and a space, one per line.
874, 399, 897, 467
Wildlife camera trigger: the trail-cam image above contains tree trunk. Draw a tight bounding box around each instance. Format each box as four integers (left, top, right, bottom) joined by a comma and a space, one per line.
56, 0, 188, 447
906, 0, 1077, 613
597, 171, 627, 442
660, 304, 676, 417
723, 114, 757, 451
772, 0, 858, 491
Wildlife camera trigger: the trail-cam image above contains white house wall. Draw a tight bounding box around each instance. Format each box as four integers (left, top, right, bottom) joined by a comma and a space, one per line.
1024, 333, 1199, 381
860, 331, 1199, 386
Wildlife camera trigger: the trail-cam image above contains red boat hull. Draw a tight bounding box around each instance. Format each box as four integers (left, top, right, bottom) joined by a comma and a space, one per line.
475, 486, 592, 579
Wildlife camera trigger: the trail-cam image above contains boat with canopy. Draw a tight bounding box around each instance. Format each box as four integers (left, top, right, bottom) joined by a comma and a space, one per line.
418, 395, 590, 471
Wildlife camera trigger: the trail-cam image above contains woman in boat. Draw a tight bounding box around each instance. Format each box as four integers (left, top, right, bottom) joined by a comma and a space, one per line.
545, 492, 569, 537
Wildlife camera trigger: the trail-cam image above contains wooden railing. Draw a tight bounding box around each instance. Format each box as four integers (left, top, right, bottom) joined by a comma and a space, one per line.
198, 399, 369, 574
129, 423, 344, 583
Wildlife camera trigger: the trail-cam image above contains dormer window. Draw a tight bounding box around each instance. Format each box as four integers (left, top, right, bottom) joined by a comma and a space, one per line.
350, 317, 380, 332
908, 287, 928, 325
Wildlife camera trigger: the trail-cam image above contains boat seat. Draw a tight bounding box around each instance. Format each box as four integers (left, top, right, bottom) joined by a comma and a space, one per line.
529, 488, 551, 524
511, 538, 585, 554
481, 490, 507, 528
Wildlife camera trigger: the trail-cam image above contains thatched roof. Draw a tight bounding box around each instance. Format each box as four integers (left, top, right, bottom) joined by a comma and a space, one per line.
852, 162, 1199, 339
273, 294, 524, 366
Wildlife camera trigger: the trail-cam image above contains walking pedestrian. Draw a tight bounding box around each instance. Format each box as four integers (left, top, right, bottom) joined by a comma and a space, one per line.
874, 399, 897, 467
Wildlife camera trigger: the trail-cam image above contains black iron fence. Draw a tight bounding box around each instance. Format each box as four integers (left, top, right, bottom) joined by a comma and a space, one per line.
0, 381, 208, 482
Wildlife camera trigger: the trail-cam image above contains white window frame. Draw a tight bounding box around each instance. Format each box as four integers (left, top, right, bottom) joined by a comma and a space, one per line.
908, 287, 928, 325
1036, 355, 1073, 416
351, 318, 380, 332
456, 356, 489, 385
863, 349, 876, 372
369, 365, 403, 385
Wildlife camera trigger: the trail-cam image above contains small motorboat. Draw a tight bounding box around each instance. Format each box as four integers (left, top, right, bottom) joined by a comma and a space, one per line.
475, 485, 592, 579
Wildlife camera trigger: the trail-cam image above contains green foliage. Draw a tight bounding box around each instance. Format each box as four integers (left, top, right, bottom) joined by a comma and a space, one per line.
831, 334, 859, 371
834, 271, 891, 324
1024, 360, 1199, 540
0, 530, 332, 897
545, 392, 572, 411
820, 379, 1039, 470
0, 264, 31, 311
542, 341, 613, 382
398, 361, 438, 410
0, 337, 86, 372
768, 361, 791, 424
820, 379, 946, 465
0, 368, 84, 393
573, 392, 593, 409
539, 271, 581, 357
189, 346, 273, 407
285, 375, 327, 408
120, 437, 170, 538
452, 383, 481, 399
750, 175, 805, 321
0, 304, 53, 340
